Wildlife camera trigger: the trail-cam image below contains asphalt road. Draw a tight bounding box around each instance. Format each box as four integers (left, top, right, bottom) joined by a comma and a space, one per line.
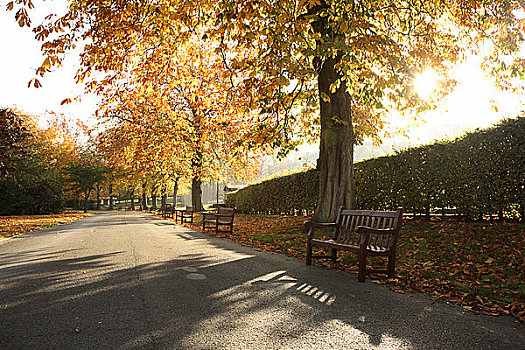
0, 211, 523, 349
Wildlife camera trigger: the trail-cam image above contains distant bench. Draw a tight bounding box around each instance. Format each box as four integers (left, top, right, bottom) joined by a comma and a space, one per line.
202, 207, 235, 234
176, 206, 194, 224
304, 207, 403, 282
162, 204, 173, 219
161, 205, 193, 224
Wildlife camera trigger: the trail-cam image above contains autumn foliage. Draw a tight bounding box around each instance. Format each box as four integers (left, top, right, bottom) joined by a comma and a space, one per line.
0, 108, 32, 177
10, 0, 525, 221
95, 34, 268, 210
0, 213, 91, 239
0, 109, 64, 214
0, 108, 108, 214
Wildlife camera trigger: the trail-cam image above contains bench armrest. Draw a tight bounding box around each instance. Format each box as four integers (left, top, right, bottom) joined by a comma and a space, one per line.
304, 220, 337, 240
355, 226, 395, 247
202, 211, 217, 219
304, 220, 337, 229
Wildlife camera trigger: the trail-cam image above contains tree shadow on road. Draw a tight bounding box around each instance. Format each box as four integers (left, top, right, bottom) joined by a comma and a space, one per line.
0, 213, 521, 349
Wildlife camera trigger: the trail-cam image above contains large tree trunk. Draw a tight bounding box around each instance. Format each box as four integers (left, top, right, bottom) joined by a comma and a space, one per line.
151, 186, 158, 209
108, 184, 114, 210
141, 182, 147, 210
311, 7, 355, 222
190, 124, 204, 212
191, 176, 204, 212
142, 192, 147, 210
173, 177, 179, 207
161, 183, 167, 209
130, 189, 135, 210
161, 193, 167, 209
313, 56, 355, 222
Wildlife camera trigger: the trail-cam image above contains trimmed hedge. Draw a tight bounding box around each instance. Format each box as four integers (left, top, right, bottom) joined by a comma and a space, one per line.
227, 117, 524, 220
226, 169, 318, 215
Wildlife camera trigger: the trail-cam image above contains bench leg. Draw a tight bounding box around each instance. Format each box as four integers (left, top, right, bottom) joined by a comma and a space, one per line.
306, 241, 312, 265
331, 248, 337, 263
388, 252, 396, 278
358, 251, 367, 282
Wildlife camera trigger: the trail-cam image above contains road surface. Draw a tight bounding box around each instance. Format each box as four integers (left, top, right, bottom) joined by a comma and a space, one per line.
0, 211, 523, 349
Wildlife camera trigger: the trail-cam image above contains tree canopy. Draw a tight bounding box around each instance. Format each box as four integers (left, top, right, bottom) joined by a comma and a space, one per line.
95, 35, 266, 210
9, 0, 525, 220
0, 109, 69, 214
0, 108, 32, 177
63, 151, 110, 212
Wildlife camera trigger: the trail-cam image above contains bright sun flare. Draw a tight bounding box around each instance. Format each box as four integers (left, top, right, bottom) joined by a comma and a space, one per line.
414, 70, 438, 100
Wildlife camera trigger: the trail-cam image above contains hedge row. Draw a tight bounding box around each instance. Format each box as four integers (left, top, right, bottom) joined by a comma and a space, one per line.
226, 169, 318, 215
356, 117, 524, 219
227, 117, 524, 220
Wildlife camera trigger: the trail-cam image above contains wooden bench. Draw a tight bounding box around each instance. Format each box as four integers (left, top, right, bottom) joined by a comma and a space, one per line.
202, 207, 235, 234
162, 204, 173, 219
176, 205, 194, 224
304, 207, 403, 282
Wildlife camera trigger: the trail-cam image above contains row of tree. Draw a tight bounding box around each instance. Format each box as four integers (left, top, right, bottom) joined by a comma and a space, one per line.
0, 104, 257, 216
93, 39, 267, 211
227, 117, 524, 221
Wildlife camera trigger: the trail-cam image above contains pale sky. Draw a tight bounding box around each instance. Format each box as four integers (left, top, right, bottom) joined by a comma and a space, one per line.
357, 59, 525, 161
0, 1, 100, 128
1, 2, 523, 161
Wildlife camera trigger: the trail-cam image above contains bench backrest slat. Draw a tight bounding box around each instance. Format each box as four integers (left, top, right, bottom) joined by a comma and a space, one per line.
335, 207, 403, 249
218, 207, 234, 215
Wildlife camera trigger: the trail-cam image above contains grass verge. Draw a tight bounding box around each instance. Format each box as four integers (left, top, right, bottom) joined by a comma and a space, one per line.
0, 212, 92, 239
